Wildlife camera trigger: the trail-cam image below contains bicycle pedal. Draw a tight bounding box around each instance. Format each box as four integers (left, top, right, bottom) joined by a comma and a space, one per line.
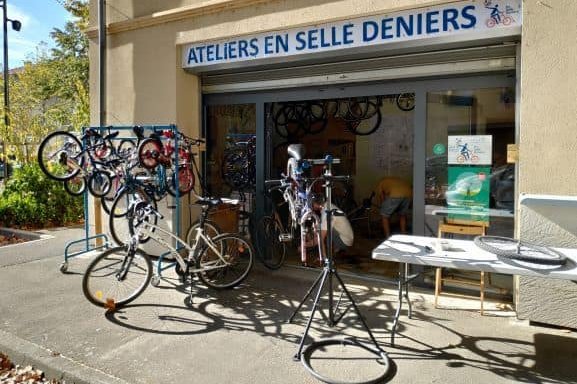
279, 233, 292, 242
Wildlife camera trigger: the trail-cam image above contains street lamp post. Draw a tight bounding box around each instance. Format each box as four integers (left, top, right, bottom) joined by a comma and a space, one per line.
1, 0, 20, 180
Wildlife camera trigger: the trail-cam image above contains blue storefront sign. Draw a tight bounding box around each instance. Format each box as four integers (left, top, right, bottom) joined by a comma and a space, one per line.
182, 0, 521, 71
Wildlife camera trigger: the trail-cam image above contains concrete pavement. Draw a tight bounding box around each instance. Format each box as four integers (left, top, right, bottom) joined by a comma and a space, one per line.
1, 226, 577, 383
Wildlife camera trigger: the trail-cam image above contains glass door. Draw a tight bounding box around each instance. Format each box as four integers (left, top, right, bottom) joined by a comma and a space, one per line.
424, 87, 516, 237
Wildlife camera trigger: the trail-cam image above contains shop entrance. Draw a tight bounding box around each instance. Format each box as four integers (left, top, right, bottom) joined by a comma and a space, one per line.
263, 95, 414, 274
202, 73, 516, 279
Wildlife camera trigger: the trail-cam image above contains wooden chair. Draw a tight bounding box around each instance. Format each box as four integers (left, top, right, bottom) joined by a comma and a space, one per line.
435, 219, 488, 314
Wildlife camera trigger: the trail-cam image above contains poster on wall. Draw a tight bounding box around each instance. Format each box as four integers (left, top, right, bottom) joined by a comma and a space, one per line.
446, 166, 491, 223
447, 135, 492, 165
370, 114, 413, 174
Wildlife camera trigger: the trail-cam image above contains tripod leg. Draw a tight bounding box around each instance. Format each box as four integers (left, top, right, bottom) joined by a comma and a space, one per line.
333, 271, 384, 353
287, 268, 325, 323
294, 268, 329, 360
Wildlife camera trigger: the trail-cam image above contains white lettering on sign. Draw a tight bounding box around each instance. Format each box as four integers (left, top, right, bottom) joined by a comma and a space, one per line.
182, 0, 521, 70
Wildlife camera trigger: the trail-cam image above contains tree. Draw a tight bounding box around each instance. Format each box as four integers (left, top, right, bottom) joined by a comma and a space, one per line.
0, 0, 89, 164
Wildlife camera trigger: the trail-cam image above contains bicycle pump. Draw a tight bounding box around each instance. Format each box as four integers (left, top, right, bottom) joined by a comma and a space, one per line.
287, 155, 388, 364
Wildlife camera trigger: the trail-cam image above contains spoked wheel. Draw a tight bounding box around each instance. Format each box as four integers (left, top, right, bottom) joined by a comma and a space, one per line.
109, 188, 157, 245
64, 174, 86, 196
37, 131, 84, 181
185, 220, 221, 249
82, 246, 152, 308
474, 236, 568, 266
301, 338, 393, 384
167, 166, 195, 197
88, 170, 112, 197
255, 215, 286, 270
138, 138, 163, 169
197, 234, 253, 289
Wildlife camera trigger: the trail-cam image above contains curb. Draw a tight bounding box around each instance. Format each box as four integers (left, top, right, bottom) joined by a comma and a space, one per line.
0, 329, 131, 384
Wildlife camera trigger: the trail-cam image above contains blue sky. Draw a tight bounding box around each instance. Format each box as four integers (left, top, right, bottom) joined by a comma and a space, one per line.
5, 0, 71, 68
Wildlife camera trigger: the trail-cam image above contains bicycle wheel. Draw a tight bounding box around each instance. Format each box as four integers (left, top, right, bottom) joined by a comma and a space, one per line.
167, 165, 195, 197
138, 138, 162, 169
109, 188, 157, 245
474, 236, 567, 266
88, 170, 112, 197
64, 174, 86, 196
346, 109, 382, 136
38, 131, 84, 181
197, 233, 254, 289
117, 138, 136, 159
255, 215, 286, 270
82, 246, 152, 308
185, 220, 221, 249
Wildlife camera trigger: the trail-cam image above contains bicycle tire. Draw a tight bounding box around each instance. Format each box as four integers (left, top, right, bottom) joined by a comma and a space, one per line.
88, 170, 112, 198
301, 338, 392, 384
38, 131, 84, 181
396, 93, 415, 111
64, 175, 86, 196
167, 165, 195, 197
197, 233, 253, 289
474, 236, 568, 266
117, 138, 136, 159
185, 220, 221, 249
346, 109, 382, 136
138, 138, 163, 169
255, 215, 286, 270
109, 188, 158, 245
82, 246, 152, 308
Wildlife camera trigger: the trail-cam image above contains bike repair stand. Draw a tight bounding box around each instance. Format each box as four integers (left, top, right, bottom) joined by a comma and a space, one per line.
286, 155, 389, 367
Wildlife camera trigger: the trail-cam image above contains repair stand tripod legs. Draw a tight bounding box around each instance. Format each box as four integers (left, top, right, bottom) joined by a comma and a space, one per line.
288, 261, 386, 361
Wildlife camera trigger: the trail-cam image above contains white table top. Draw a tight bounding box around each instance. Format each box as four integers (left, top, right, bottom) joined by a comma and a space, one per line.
425, 205, 514, 218
372, 235, 577, 281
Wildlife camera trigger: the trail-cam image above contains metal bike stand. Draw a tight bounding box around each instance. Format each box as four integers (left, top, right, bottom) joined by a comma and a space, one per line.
286, 155, 390, 373
60, 124, 182, 273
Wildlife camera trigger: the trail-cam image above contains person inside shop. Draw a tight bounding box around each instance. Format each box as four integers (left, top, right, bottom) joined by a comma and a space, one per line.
377, 176, 413, 238
306, 193, 354, 266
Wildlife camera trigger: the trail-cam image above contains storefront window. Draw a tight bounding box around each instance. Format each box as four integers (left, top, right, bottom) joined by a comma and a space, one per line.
206, 104, 256, 198
424, 87, 515, 238
264, 94, 414, 276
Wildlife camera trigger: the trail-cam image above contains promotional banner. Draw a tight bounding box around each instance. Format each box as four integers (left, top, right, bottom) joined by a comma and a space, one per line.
446, 166, 491, 223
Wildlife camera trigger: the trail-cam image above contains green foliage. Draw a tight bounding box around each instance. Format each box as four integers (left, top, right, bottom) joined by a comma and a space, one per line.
0, 164, 83, 228
0, 0, 89, 164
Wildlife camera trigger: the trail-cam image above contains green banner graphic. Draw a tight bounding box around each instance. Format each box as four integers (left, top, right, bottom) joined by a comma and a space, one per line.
446, 166, 491, 224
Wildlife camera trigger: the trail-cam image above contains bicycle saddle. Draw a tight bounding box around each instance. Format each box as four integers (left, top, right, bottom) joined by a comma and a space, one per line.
196, 198, 222, 208
287, 144, 305, 161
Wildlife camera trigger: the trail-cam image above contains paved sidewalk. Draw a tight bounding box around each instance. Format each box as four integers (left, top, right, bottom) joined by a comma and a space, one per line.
1, 227, 577, 383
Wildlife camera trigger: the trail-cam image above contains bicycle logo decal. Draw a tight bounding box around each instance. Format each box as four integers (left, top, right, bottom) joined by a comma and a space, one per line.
448, 135, 492, 165
484, 0, 519, 28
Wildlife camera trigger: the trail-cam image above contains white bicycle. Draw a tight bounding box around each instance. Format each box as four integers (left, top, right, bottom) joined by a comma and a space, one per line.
82, 198, 254, 308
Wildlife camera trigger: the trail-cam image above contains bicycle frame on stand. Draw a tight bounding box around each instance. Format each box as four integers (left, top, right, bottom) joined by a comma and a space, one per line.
281, 151, 392, 383
59, 124, 184, 273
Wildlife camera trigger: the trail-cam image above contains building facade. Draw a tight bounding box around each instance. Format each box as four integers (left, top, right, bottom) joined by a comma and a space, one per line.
88, 0, 577, 327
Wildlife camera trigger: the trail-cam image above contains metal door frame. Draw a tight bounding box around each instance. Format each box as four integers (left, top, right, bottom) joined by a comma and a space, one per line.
203, 73, 516, 233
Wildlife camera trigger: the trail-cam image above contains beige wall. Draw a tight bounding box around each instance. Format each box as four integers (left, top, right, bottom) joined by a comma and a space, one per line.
516, 0, 577, 327
89, 0, 455, 136
89, 0, 577, 325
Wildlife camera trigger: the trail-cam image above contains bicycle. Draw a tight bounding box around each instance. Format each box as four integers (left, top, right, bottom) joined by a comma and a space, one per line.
255, 182, 294, 269
82, 198, 254, 309
38, 127, 120, 197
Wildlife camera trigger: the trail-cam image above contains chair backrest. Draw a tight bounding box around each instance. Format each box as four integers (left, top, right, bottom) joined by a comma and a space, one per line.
438, 219, 487, 238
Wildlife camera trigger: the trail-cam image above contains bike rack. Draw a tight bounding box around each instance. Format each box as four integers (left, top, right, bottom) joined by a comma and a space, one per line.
60, 124, 183, 273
